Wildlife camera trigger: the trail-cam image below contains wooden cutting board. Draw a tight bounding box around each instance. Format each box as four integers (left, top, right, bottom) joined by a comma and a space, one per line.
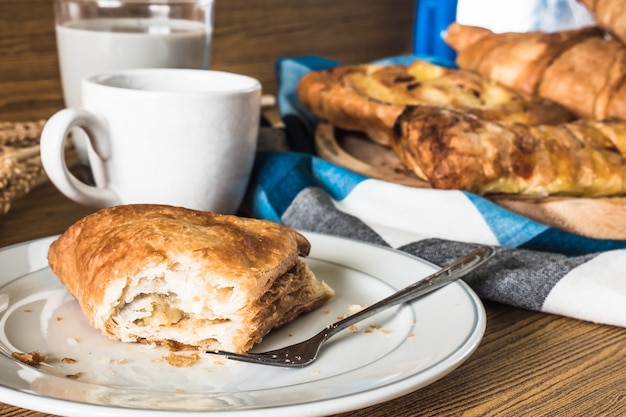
315, 122, 626, 240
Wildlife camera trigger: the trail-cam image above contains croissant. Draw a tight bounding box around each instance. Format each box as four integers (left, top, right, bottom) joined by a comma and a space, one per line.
578, 0, 626, 44
445, 23, 626, 121
391, 105, 626, 196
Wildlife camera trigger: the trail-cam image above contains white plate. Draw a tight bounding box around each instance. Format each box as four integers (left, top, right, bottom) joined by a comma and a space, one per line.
0, 232, 485, 417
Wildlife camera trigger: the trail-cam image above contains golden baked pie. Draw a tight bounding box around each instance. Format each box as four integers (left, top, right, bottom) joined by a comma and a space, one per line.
47, 204, 334, 353
297, 59, 573, 146
392, 105, 626, 196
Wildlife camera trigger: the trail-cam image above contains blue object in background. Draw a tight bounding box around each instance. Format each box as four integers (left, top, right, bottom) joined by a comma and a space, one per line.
413, 0, 458, 61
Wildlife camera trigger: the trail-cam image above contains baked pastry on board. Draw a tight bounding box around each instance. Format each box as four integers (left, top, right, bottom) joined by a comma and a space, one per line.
299, 56, 626, 237
297, 59, 573, 146
314, 123, 626, 240
299, 59, 626, 197
392, 105, 626, 196
47, 204, 334, 353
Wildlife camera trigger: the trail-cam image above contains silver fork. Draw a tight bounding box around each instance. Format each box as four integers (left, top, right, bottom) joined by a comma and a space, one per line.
206, 245, 495, 368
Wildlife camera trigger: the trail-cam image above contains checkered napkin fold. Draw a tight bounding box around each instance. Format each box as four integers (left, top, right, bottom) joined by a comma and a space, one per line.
240, 55, 626, 329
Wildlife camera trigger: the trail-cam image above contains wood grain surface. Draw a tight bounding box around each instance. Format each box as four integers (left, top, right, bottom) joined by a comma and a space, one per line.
2, 1, 626, 416
316, 123, 626, 239
0, 0, 415, 121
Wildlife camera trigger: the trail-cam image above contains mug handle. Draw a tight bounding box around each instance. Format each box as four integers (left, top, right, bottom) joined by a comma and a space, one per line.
40, 109, 121, 208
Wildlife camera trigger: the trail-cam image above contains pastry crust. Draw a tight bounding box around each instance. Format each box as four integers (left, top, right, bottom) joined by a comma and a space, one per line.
445, 23, 626, 120
297, 60, 573, 146
579, 0, 626, 45
445, 23, 603, 97
392, 106, 626, 196
47, 204, 334, 353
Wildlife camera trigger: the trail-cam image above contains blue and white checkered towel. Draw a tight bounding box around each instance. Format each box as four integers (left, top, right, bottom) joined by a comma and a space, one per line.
241, 56, 626, 328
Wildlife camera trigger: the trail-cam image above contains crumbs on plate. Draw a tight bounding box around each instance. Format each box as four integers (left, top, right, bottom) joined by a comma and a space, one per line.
153, 352, 201, 367
334, 304, 400, 336
211, 358, 226, 366
12, 350, 48, 367
364, 324, 380, 334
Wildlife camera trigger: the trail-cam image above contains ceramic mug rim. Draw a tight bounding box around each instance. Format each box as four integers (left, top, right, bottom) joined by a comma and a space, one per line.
83, 68, 261, 97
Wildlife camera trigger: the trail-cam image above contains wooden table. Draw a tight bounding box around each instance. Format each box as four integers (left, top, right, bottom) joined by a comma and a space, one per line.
2, 1, 626, 416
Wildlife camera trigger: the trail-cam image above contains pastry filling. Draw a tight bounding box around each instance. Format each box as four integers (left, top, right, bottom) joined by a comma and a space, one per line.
106, 261, 332, 352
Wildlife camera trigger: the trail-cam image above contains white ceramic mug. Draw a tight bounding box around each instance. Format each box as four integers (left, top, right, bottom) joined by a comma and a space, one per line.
41, 68, 261, 214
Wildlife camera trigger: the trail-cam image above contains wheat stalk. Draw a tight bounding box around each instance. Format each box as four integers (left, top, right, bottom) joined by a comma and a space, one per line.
0, 120, 45, 146
0, 120, 48, 214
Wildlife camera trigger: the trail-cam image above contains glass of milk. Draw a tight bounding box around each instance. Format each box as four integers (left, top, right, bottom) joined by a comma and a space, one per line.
53, 0, 214, 175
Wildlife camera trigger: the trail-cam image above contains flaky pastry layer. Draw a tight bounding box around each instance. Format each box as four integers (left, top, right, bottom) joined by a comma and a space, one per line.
48, 204, 334, 353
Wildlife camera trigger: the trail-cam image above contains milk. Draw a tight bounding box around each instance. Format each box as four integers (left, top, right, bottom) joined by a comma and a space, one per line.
56, 18, 210, 107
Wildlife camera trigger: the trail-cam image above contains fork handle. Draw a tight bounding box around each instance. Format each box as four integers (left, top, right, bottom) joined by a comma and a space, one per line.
323, 245, 495, 340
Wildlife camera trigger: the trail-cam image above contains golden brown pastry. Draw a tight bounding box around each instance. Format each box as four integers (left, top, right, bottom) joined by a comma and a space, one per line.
297, 60, 573, 146
578, 0, 626, 44
47, 204, 334, 353
445, 23, 626, 120
391, 105, 626, 196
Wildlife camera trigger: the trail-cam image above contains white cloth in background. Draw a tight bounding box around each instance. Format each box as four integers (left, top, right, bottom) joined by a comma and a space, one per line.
455, 0, 594, 33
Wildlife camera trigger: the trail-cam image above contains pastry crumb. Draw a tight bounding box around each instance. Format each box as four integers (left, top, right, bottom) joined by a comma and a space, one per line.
154, 352, 201, 367
364, 324, 381, 334
12, 350, 48, 367
338, 304, 367, 321
61, 357, 77, 364
347, 304, 366, 315
65, 372, 83, 379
